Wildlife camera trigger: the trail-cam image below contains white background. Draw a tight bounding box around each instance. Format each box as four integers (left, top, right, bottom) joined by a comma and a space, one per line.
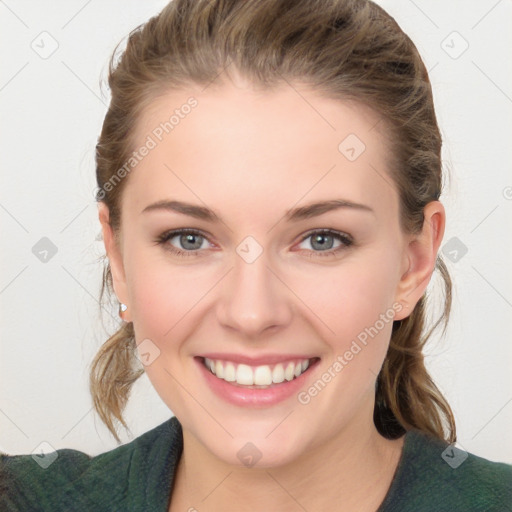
1, 0, 511, 463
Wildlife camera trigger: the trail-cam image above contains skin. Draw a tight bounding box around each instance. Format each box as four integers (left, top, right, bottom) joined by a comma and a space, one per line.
99, 74, 445, 511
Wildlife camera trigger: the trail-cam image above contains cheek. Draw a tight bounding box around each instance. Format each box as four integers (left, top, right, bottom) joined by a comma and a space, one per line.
288, 248, 402, 410
124, 243, 217, 340
123, 250, 219, 412
291, 249, 401, 343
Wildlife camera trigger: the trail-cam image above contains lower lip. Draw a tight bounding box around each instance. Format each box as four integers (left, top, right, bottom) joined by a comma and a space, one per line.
195, 357, 320, 408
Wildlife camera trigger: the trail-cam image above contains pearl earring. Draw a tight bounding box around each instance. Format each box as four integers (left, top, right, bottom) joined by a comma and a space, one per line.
119, 302, 128, 319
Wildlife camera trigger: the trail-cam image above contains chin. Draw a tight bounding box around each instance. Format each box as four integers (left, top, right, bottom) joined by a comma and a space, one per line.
211, 436, 305, 469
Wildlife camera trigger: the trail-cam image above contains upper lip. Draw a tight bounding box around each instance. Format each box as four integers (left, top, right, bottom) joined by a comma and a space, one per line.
197, 353, 319, 366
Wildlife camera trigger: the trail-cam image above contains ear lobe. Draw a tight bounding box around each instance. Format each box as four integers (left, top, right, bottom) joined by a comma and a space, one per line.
394, 201, 445, 321
97, 202, 129, 307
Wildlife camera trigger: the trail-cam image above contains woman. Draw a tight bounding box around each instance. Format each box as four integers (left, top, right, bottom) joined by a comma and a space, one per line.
2, 0, 511, 510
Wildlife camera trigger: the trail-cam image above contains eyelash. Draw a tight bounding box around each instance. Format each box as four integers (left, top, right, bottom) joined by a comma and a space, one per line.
155, 228, 353, 259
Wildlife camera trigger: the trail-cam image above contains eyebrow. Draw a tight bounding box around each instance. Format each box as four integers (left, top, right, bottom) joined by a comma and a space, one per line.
141, 198, 374, 222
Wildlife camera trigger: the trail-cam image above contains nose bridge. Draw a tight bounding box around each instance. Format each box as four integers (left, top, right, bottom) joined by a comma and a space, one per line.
217, 236, 292, 337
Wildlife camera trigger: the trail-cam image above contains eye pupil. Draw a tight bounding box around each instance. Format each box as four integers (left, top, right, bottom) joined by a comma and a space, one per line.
181, 233, 203, 250
311, 234, 334, 250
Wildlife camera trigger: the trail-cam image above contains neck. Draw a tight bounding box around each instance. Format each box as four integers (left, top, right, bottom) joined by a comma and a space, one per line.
169, 401, 405, 512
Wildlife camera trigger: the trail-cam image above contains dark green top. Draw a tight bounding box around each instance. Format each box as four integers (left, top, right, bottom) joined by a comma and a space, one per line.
1, 416, 511, 511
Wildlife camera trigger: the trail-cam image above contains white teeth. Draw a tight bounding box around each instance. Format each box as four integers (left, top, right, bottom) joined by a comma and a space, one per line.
284, 362, 295, 381
204, 357, 312, 387
254, 365, 272, 386
224, 362, 236, 382
272, 364, 285, 384
215, 360, 224, 379
236, 364, 254, 385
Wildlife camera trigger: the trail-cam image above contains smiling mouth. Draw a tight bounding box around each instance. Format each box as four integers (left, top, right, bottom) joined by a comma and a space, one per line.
200, 356, 320, 389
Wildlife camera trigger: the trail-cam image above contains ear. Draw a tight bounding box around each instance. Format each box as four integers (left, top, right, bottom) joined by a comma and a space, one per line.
98, 202, 131, 319
394, 201, 445, 321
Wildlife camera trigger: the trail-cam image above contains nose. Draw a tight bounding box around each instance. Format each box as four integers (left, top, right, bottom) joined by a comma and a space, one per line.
216, 246, 293, 338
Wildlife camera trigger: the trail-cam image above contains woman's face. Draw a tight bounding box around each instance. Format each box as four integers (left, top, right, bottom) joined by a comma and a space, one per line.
103, 77, 424, 467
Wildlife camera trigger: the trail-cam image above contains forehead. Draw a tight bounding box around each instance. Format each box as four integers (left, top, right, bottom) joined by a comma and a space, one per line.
123, 80, 398, 223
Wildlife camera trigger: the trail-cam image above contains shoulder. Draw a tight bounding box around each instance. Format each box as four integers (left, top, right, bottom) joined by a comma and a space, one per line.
380, 429, 512, 512
0, 416, 183, 512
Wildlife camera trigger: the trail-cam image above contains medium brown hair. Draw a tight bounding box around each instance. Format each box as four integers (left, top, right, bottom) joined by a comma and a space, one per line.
91, 0, 456, 443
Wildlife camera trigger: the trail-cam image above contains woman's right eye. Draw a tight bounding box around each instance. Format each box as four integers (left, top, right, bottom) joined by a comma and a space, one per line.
155, 228, 211, 258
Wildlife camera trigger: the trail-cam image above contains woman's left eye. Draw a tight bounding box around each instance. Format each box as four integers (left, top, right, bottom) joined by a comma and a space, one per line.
296, 229, 353, 257
155, 228, 353, 259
